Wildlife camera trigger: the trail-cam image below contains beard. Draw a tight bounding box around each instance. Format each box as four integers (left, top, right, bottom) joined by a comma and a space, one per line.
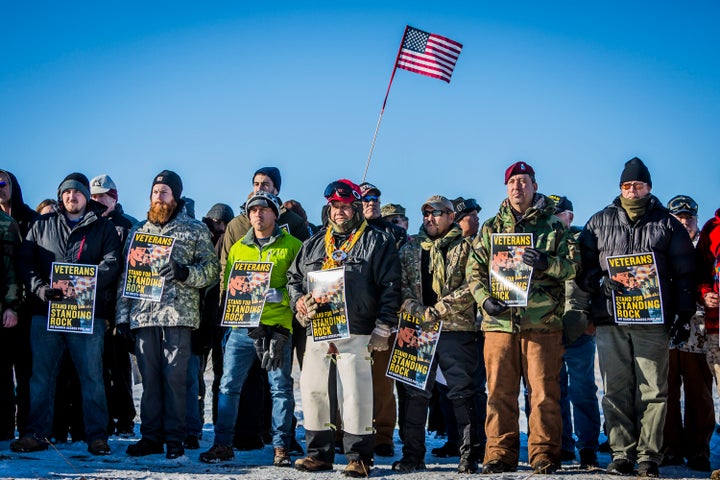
148, 199, 177, 225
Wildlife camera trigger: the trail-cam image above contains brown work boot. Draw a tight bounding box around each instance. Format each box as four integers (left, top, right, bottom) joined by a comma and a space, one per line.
343, 459, 371, 477
10, 434, 49, 453
273, 447, 291, 467
294, 455, 333, 471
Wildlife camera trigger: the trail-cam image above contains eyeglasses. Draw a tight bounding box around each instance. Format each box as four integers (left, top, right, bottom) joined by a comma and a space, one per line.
362, 195, 380, 203
620, 181, 647, 191
324, 181, 361, 200
423, 209, 448, 218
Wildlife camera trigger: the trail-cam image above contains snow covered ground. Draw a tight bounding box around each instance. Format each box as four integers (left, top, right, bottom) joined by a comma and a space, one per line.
1, 354, 718, 479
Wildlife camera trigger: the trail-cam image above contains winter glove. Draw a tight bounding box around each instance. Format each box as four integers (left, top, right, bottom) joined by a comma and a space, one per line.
261, 326, 290, 371
521, 247, 549, 271
115, 323, 136, 353
367, 323, 392, 352
264, 288, 284, 304
248, 324, 270, 361
669, 311, 694, 347
483, 297, 509, 316
600, 275, 623, 297
400, 298, 426, 319
158, 260, 190, 282
295, 293, 318, 327
38, 286, 64, 302
420, 307, 440, 331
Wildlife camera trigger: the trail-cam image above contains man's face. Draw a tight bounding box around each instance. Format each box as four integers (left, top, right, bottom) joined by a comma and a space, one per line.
0, 172, 11, 207
620, 181, 651, 200
555, 210, 574, 229
91, 192, 117, 210
252, 174, 278, 195
151, 184, 174, 206
62, 189, 87, 215
229, 275, 248, 293
249, 205, 276, 233
423, 207, 454, 239
361, 191, 381, 220
506, 174, 537, 213
672, 212, 698, 236
329, 201, 355, 224
386, 215, 409, 231
129, 247, 148, 266
458, 211, 479, 237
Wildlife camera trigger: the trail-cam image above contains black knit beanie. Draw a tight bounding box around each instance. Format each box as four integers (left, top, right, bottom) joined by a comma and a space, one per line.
152, 170, 183, 201
57, 172, 91, 201
620, 157, 652, 187
253, 167, 281, 192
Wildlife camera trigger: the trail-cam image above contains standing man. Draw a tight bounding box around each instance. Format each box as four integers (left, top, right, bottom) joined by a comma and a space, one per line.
393, 195, 480, 473
116, 170, 219, 459
0, 169, 39, 439
0, 210, 20, 440
12, 173, 121, 455
381, 203, 409, 231
90, 174, 137, 436
359, 181, 407, 458
579, 158, 696, 477
548, 194, 600, 468
200, 192, 301, 466
287, 179, 400, 477
661, 195, 713, 471
467, 162, 578, 474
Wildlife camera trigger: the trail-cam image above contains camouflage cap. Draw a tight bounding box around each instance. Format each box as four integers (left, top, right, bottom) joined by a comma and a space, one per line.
381, 203, 406, 218
421, 195, 454, 213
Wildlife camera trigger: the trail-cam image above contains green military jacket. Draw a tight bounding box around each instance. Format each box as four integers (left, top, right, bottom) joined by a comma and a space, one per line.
399, 225, 476, 332
467, 194, 578, 333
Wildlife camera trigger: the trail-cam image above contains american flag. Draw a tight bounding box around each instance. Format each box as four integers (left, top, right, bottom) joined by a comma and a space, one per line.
396, 26, 463, 83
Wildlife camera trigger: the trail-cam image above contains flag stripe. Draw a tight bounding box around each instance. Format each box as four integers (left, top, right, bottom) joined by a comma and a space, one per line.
395, 26, 463, 83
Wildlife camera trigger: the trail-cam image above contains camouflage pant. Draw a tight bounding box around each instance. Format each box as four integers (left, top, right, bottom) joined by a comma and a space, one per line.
705, 333, 720, 398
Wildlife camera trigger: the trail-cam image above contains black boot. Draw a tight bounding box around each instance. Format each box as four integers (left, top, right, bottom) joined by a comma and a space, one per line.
453, 397, 479, 474
394, 393, 429, 470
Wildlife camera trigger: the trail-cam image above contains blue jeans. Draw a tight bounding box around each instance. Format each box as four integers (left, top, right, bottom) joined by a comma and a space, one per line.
186, 353, 203, 437
214, 328, 293, 448
560, 333, 600, 452
27, 315, 108, 442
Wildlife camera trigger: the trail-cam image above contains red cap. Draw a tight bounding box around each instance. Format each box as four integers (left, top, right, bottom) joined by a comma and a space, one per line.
324, 179, 362, 204
504, 161, 535, 184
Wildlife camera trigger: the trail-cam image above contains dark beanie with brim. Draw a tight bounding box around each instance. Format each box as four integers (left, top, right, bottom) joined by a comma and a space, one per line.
620, 157, 652, 187
152, 170, 183, 201
58, 173, 91, 201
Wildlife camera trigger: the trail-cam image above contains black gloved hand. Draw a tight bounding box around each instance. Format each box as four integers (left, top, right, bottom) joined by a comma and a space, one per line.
115, 323, 136, 353
522, 248, 549, 271
261, 326, 290, 371
600, 275, 623, 297
158, 260, 190, 282
248, 324, 270, 361
38, 286, 64, 302
669, 311, 693, 346
483, 297, 509, 316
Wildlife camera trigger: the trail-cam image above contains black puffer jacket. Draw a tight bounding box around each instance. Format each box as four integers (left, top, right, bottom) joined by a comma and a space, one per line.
287, 224, 401, 335
367, 217, 408, 251
18, 203, 121, 319
579, 195, 696, 326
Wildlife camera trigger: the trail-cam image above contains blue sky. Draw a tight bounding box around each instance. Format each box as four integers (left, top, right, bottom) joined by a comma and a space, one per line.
2, 1, 719, 228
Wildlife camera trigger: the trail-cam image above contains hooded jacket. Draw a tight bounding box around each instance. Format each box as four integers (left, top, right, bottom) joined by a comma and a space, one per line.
0, 169, 39, 238
697, 208, 720, 334
116, 203, 220, 329
467, 194, 578, 333
1, 211, 20, 312
579, 195, 696, 326
18, 202, 122, 319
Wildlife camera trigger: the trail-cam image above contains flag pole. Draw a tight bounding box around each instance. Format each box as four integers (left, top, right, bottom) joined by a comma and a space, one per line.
362, 25, 409, 183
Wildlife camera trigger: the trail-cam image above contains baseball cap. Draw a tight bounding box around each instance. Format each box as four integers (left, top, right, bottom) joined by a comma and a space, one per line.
90, 174, 117, 195
667, 195, 698, 216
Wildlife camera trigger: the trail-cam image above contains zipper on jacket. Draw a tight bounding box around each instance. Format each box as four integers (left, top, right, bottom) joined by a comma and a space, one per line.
77, 235, 86, 260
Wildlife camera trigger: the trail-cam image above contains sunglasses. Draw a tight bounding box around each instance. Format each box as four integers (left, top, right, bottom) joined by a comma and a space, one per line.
423, 209, 448, 218
362, 195, 380, 203
324, 181, 361, 200
620, 181, 647, 191
390, 217, 404, 224
0, 181, 7, 188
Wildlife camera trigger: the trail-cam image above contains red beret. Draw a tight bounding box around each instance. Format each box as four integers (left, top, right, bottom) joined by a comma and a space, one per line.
504, 161, 535, 184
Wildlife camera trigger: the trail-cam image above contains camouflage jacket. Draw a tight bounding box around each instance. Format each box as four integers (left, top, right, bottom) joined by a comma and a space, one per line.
116, 207, 220, 329
467, 194, 578, 333
0, 211, 21, 312
399, 225, 476, 332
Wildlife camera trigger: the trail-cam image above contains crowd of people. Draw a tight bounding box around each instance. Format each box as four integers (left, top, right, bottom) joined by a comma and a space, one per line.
0, 157, 718, 478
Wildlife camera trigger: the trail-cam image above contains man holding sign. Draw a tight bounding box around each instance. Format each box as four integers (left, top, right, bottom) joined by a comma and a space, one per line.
13, 173, 121, 456
200, 191, 301, 467
579, 157, 695, 477
467, 162, 578, 474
